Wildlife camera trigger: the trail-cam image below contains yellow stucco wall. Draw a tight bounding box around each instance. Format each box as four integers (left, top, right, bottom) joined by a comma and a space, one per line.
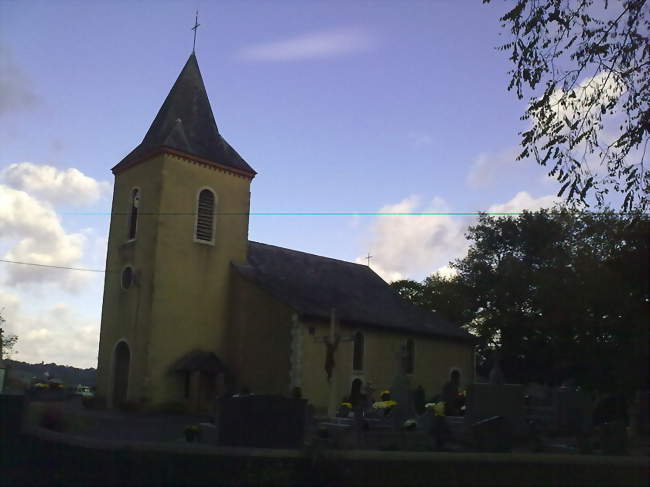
299, 319, 474, 414
96, 155, 166, 405
96, 152, 253, 407
227, 273, 294, 395
146, 154, 251, 405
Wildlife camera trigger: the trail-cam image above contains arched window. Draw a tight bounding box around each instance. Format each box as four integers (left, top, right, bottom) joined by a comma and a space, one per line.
127, 188, 140, 241
404, 339, 415, 374
195, 189, 215, 242
353, 332, 364, 371
121, 266, 134, 290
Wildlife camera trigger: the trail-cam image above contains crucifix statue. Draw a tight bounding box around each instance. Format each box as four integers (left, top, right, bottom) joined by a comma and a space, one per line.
314, 308, 354, 416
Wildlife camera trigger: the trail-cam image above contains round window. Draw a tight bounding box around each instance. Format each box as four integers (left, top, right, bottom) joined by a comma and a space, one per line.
121, 266, 134, 289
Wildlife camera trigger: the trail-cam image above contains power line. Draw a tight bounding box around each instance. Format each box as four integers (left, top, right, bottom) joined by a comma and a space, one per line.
0, 259, 105, 273
58, 211, 650, 216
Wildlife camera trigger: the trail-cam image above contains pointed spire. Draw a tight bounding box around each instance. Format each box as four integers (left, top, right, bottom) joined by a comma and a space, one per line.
113, 53, 255, 176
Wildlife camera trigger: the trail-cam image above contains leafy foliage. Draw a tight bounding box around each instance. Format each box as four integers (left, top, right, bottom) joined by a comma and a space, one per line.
485, 0, 649, 211
0, 310, 18, 359
395, 209, 649, 393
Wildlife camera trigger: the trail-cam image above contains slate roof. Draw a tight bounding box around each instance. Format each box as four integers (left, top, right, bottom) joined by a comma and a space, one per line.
234, 241, 474, 342
113, 53, 256, 176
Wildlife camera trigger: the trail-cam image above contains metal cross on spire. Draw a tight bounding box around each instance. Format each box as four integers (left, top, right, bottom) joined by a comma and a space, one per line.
191, 10, 200, 53
365, 252, 373, 267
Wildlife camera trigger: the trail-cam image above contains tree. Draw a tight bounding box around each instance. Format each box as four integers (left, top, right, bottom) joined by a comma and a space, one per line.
485, 0, 649, 211
0, 311, 18, 360
460, 209, 648, 392
398, 209, 649, 393
392, 274, 472, 326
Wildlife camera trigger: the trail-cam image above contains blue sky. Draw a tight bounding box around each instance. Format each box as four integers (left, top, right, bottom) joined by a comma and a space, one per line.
0, 0, 563, 367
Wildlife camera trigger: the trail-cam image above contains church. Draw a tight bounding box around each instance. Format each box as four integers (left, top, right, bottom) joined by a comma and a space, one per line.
95, 52, 475, 415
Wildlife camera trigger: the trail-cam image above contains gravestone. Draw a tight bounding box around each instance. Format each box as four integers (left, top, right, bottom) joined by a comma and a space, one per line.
488, 359, 505, 385
600, 419, 628, 455
390, 370, 415, 429
555, 388, 592, 435
389, 347, 416, 430
472, 416, 512, 452
633, 390, 648, 435
0, 393, 25, 439
198, 422, 218, 445
218, 395, 307, 448
465, 383, 527, 437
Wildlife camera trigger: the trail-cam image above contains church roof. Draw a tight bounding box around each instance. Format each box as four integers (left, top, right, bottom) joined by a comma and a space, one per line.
234, 241, 474, 342
112, 53, 256, 177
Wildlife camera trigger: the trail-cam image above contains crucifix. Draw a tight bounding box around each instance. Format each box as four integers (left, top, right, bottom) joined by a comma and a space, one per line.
313, 308, 354, 417
191, 10, 200, 53
365, 252, 373, 267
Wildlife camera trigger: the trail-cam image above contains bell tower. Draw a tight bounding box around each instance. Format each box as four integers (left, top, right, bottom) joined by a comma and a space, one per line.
96, 53, 256, 409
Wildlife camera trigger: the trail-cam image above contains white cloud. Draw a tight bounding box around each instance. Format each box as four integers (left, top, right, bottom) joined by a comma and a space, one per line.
0, 289, 99, 368
358, 191, 559, 282
357, 195, 470, 282
435, 264, 458, 279
407, 132, 434, 148
1, 162, 111, 207
238, 27, 375, 62
487, 191, 559, 214
0, 184, 89, 290
546, 71, 625, 124
466, 147, 521, 188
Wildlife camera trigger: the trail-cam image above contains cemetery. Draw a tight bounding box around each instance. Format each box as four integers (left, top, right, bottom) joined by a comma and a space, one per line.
1, 355, 648, 485
1, 3, 648, 485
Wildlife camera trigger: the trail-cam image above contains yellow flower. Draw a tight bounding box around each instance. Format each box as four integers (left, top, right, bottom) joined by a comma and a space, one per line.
425, 402, 446, 416
341, 402, 352, 408
372, 400, 398, 409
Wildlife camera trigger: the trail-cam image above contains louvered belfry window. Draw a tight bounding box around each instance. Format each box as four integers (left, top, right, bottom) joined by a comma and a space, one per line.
196, 189, 215, 242
127, 188, 139, 241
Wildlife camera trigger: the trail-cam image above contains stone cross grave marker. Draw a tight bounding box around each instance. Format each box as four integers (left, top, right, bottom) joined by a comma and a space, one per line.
389, 344, 415, 429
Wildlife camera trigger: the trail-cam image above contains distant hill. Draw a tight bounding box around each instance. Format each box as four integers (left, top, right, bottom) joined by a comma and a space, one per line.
6, 360, 96, 386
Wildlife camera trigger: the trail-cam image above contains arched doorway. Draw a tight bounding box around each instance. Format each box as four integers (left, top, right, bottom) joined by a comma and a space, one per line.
349, 378, 363, 407
112, 341, 130, 407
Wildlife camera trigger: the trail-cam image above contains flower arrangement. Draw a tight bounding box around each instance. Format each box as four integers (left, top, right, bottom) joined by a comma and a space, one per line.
336, 401, 353, 418
372, 400, 397, 409
425, 402, 446, 416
